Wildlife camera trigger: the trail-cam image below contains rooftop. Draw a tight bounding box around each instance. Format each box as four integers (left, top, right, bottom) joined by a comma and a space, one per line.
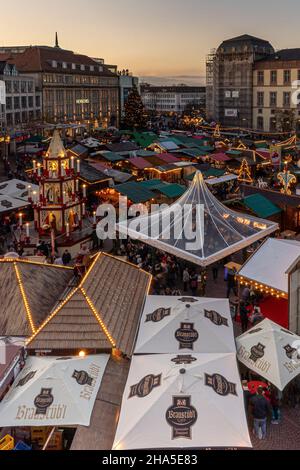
27, 253, 151, 354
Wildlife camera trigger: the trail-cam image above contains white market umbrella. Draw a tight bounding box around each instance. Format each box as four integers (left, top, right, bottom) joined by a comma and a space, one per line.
0, 355, 110, 427
113, 354, 252, 450
134, 296, 236, 354
236, 319, 300, 391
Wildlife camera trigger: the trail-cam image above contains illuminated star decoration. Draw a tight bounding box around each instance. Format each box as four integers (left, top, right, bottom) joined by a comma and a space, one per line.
277, 169, 296, 195
213, 124, 221, 139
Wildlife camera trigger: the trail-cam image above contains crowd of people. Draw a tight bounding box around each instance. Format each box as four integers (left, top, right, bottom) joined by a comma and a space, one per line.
115, 240, 207, 296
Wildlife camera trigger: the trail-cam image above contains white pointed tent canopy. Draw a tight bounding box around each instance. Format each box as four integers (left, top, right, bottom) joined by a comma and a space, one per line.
134, 296, 236, 355
116, 172, 278, 267
236, 319, 300, 391
113, 354, 252, 450
0, 355, 110, 427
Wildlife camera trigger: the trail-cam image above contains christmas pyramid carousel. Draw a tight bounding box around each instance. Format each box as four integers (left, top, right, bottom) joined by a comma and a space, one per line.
117, 172, 278, 267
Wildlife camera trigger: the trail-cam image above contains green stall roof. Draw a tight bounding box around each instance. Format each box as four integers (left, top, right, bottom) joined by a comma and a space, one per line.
100, 151, 125, 162
157, 184, 186, 198
242, 194, 282, 219
115, 182, 156, 203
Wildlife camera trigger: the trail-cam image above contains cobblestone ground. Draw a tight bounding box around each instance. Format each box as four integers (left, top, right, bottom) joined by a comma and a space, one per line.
250, 407, 300, 450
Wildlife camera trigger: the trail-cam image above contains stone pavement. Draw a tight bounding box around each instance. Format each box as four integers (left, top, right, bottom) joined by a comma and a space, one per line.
250, 407, 300, 450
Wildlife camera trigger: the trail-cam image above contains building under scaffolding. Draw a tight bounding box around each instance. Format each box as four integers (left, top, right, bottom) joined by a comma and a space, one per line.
206, 35, 274, 128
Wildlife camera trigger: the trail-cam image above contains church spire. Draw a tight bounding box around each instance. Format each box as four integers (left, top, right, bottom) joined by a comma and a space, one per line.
55, 32, 59, 48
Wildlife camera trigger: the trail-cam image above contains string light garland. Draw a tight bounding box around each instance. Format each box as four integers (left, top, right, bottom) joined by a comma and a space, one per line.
26, 288, 79, 345
14, 262, 36, 334
80, 287, 116, 348
277, 168, 297, 195
238, 276, 288, 299
238, 159, 253, 183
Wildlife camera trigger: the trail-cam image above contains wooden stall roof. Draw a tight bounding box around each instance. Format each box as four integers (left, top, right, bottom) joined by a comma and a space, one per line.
0, 259, 74, 337
27, 253, 152, 354
71, 357, 130, 450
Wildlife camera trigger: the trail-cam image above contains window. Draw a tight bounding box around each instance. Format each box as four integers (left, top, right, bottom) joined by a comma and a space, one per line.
257, 116, 264, 130
257, 92, 264, 107
5, 81, 11, 93
28, 96, 33, 108
21, 81, 27, 93
28, 81, 33, 93
270, 117, 277, 132
6, 97, 12, 110
283, 92, 291, 107
21, 96, 27, 109
270, 92, 277, 107
52, 60, 57, 68
284, 70, 291, 85
36, 95, 41, 107
13, 81, 20, 93
257, 71, 264, 85
270, 70, 277, 85
14, 96, 20, 109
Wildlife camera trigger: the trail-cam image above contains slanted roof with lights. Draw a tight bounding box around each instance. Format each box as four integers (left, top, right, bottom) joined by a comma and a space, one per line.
117, 172, 278, 267
238, 238, 300, 294
27, 253, 152, 354
0, 259, 73, 337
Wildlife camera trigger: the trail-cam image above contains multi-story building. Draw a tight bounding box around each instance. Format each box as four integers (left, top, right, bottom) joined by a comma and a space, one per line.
0, 56, 42, 130
253, 49, 300, 133
141, 84, 206, 114
118, 70, 139, 119
206, 35, 274, 128
0, 43, 120, 128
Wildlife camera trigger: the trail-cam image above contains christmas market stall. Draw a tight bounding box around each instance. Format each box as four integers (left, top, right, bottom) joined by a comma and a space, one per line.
134, 296, 236, 355
236, 319, 300, 391
113, 354, 252, 450
0, 258, 73, 338
117, 172, 279, 267
26, 252, 152, 357
237, 238, 300, 329
0, 355, 110, 450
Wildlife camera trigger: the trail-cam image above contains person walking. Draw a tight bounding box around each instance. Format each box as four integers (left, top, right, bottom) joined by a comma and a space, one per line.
240, 301, 249, 333
62, 249, 72, 266
183, 268, 190, 293
226, 269, 237, 298
250, 386, 272, 440
270, 387, 280, 424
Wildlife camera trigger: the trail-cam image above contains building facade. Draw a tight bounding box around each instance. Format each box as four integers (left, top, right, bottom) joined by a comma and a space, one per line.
141, 85, 206, 113
118, 71, 139, 118
0, 57, 42, 130
0, 45, 120, 128
253, 49, 300, 133
206, 35, 274, 128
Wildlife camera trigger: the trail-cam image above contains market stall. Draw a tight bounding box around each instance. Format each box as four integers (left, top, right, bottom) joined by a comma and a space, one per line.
117, 172, 278, 267
113, 354, 252, 450
238, 238, 300, 328
134, 296, 235, 355
236, 319, 300, 390
0, 355, 110, 428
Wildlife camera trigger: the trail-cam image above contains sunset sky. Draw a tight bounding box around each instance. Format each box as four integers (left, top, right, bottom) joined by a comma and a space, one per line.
2, 0, 300, 83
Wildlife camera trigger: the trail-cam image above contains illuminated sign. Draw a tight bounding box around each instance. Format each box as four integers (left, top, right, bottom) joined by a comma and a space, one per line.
76, 99, 90, 104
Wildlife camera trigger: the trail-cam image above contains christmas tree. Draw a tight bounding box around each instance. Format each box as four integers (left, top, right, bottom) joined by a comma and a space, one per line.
238, 159, 253, 183
123, 87, 147, 130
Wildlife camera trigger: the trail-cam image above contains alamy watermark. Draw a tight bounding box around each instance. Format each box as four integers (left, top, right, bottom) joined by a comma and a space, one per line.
292, 80, 300, 106
95, 196, 205, 251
